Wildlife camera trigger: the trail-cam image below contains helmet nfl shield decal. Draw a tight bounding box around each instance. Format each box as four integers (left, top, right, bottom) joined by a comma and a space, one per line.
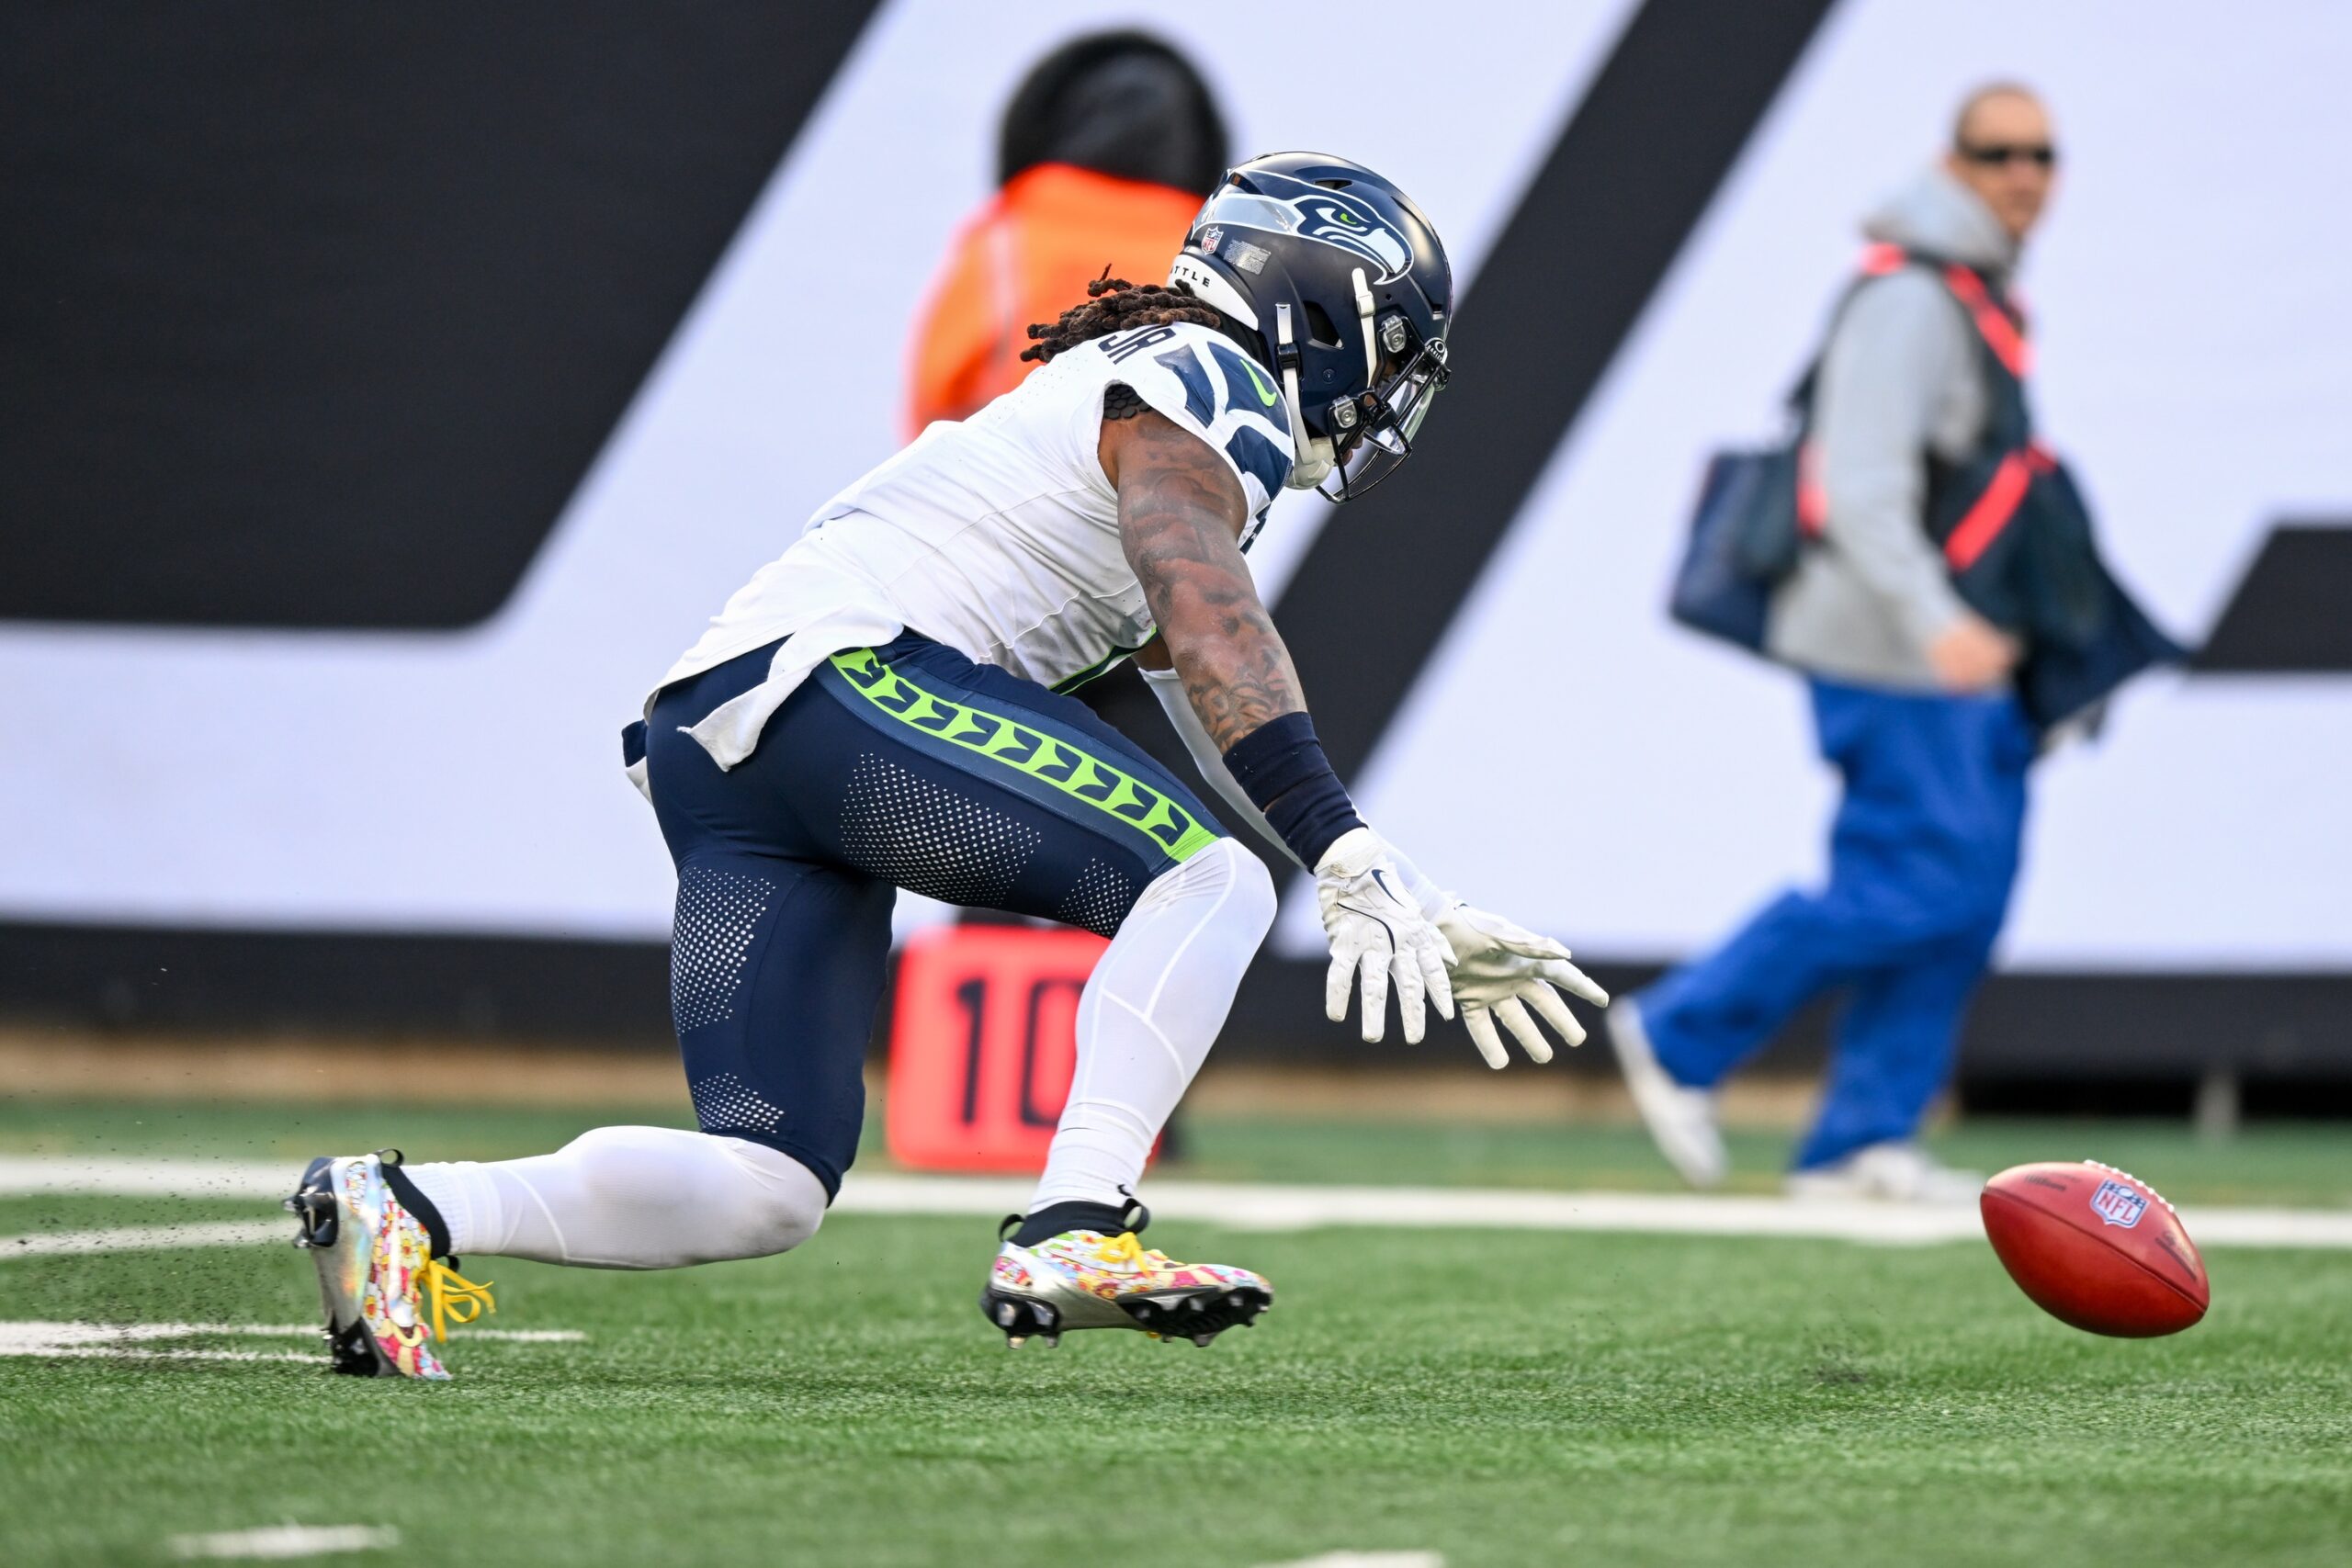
1167, 153, 1454, 502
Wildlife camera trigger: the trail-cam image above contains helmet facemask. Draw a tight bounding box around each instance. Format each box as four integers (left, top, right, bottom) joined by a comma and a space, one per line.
1319, 325, 1448, 502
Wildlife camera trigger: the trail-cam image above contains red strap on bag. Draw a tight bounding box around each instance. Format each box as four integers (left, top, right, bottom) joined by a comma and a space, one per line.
1850, 247, 2030, 376
1840, 250, 2043, 570
1795, 439, 1826, 537
1939, 264, 2031, 377
1942, 442, 2057, 572
1858, 242, 1907, 276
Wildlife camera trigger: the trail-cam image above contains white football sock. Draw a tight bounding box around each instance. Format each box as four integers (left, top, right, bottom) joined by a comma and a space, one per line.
401, 1125, 828, 1269
1029, 836, 1276, 1213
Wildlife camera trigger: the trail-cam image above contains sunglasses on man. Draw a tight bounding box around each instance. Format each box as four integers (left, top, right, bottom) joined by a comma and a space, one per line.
1957, 141, 2058, 169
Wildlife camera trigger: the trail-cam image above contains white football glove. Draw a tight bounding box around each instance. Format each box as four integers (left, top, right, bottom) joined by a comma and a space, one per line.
1436, 901, 1611, 1069
1315, 827, 1456, 1044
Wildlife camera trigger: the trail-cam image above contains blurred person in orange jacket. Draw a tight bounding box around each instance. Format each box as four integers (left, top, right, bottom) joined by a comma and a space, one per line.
903, 30, 1229, 435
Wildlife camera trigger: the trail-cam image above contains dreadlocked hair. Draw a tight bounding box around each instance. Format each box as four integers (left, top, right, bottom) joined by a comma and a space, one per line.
1022, 274, 1224, 364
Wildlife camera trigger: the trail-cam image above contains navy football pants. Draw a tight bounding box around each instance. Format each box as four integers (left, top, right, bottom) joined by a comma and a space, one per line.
637, 634, 1228, 1196
1638, 678, 2034, 1170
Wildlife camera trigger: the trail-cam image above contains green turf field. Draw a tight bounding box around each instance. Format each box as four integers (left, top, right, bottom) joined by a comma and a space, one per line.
3, 1100, 2348, 1566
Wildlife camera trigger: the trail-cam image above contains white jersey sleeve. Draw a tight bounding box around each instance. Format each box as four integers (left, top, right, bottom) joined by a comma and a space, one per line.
1069, 321, 1296, 527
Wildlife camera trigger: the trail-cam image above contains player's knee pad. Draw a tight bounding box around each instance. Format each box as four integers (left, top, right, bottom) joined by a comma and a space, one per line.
711, 1135, 828, 1256
1210, 836, 1281, 942
557, 1124, 827, 1262
1133, 836, 1277, 942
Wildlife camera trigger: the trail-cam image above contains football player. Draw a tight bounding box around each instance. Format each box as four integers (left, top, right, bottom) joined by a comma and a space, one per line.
288, 153, 1606, 1377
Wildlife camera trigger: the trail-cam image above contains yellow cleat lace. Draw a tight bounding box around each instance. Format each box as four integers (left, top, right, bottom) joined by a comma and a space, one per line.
424, 1258, 495, 1343
1091, 1232, 1170, 1270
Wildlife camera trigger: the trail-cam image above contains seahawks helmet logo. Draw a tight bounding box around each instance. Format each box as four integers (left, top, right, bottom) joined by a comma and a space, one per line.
1199, 175, 1413, 283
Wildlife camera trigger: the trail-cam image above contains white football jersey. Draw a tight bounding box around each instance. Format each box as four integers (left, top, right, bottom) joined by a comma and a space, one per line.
652, 320, 1296, 769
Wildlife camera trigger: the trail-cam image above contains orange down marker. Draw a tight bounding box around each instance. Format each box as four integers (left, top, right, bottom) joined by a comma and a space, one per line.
885, 924, 1133, 1173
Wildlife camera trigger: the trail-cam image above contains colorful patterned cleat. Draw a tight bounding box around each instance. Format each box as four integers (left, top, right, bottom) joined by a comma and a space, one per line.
286, 1151, 494, 1380
980, 1209, 1272, 1348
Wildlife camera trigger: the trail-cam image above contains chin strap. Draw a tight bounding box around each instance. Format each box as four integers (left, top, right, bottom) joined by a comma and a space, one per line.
1274, 301, 1335, 488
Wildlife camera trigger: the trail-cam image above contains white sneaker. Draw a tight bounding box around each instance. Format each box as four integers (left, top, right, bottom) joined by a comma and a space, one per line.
1784, 1142, 1983, 1204
1604, 997, 1727, 1189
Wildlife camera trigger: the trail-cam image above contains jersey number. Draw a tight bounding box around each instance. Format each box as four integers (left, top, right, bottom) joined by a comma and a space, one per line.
1100, 324, 1179, 364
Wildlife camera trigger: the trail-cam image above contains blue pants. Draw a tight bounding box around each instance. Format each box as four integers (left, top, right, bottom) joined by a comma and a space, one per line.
1639, 678, 2034, 1170
635, 633, 1228, 1196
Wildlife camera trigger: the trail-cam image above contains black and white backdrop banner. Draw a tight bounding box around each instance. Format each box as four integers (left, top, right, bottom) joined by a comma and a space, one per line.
4, 0, 2346, 999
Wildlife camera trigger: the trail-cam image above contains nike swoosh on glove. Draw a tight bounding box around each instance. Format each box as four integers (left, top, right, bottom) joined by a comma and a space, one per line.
1315, 827, 1456, 1044
1436, 902, 1610, 1069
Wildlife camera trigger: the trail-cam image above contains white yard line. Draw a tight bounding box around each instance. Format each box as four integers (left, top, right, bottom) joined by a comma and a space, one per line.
5, 1219, 288, 1256
835, 1172, 2352, 1250
169, 1524, 399, 1559
0, 1156, 290, 1200
0, 1322, 315, 1363
1253, 1555, 1445, 1568
4, 1156, 2350, 1249
0, 1321, 583, 1360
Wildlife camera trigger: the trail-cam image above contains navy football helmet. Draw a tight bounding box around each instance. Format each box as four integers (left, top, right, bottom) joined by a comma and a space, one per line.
1167, 152, 1453, 501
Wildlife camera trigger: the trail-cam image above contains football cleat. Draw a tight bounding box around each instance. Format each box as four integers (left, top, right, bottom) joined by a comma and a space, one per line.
287, 1150, 494, 1380
980, 1208, 1272, 1348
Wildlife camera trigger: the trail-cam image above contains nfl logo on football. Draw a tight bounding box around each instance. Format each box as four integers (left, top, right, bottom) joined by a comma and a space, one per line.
2089, 1179, 2149, 1229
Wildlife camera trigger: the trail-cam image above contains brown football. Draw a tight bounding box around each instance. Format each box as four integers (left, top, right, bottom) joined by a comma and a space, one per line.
1980, 1161, 2210, 1337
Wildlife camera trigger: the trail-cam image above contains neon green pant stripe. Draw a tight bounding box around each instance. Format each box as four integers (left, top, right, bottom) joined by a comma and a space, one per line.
1049, 626, 1157, 694
828, 649, 1219, 863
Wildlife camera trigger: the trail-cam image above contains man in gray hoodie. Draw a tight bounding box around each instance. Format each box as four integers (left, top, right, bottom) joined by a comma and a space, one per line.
1613, 85, 2059, 1201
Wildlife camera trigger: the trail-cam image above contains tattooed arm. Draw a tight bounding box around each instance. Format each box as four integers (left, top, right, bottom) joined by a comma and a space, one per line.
1102, 408, 1298, 865
1102, 409, 1303, 749
1104, 406, 1461, 1045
